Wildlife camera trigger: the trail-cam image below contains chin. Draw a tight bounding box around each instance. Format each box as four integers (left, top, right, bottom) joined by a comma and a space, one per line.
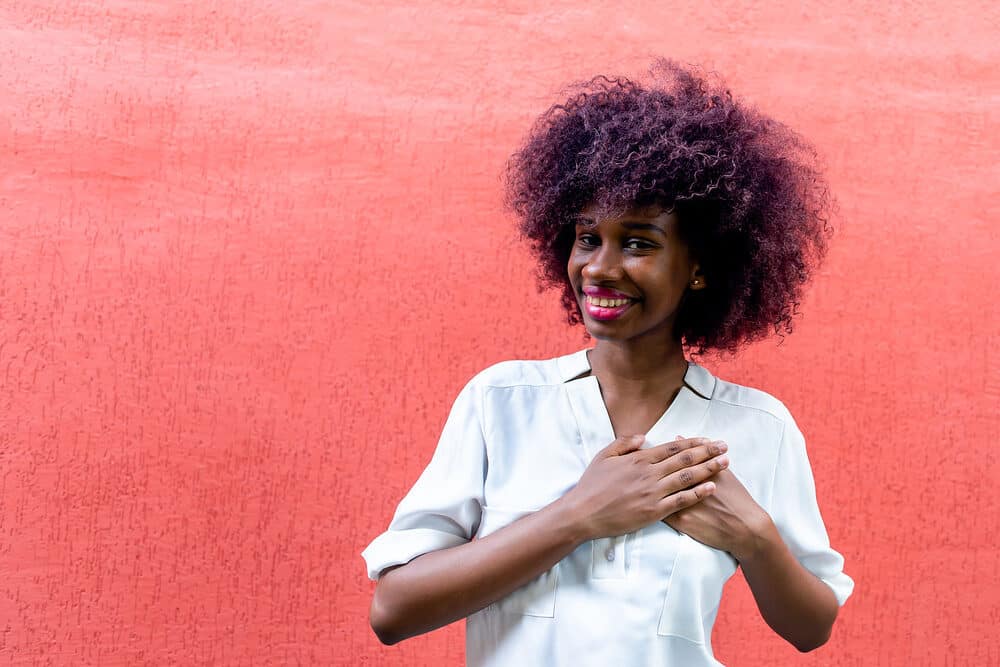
582, 323, 631, 342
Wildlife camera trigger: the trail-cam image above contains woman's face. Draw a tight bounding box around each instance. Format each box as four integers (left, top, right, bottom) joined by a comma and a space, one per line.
567, 204, 704, 345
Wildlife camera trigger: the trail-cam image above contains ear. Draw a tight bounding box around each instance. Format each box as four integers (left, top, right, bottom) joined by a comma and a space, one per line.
688, 263, 707, 291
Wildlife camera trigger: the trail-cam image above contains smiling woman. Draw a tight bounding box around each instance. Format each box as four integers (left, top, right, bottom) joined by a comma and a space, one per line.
569, 206, 701, 340
361, 59, 852, 667
509, 61, 831, 356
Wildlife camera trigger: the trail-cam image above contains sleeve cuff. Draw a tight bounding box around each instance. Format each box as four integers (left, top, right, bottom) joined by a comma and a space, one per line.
820, 570, 855, 606
361, 528, 469, 580
797, 548, 855, 607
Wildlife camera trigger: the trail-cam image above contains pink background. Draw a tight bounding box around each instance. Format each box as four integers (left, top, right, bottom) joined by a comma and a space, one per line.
2, 1, 998, 664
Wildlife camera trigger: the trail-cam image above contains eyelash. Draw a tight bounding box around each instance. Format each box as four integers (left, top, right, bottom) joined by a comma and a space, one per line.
577, 234, 655, 251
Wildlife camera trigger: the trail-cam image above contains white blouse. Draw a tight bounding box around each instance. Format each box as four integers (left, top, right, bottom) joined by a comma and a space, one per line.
363, 348, 853, 666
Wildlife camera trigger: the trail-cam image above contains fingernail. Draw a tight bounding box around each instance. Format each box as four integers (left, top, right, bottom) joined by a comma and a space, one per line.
715, 440, 728, 452
717, 454, 729, 467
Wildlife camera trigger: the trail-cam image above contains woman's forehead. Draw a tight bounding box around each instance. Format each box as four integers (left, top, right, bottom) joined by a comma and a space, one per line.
576, 203, 678, 227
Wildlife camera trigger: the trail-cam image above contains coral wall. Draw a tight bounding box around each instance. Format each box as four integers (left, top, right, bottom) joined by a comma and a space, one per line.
1, 1, 997, 664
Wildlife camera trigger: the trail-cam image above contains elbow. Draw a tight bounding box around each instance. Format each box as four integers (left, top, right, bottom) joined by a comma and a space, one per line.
370, 573, 414, 646
794, 639, 826, 654
370, 614, 399, 646
790, 594, 838, 653
369, 593, 404, 646
792, 626, 833, 653
372, 624, 402, 647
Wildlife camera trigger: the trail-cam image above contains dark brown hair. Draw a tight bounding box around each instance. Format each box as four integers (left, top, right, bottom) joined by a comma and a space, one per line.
505, 60, 833, 354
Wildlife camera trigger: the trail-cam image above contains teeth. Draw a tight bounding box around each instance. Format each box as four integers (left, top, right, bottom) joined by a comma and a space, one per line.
588, 296, 630, 308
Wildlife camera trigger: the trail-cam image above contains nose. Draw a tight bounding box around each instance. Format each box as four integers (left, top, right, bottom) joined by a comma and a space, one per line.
581, 242, 624, 282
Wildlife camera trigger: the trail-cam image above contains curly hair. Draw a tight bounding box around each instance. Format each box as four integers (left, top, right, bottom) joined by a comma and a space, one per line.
504, 59, 833, 355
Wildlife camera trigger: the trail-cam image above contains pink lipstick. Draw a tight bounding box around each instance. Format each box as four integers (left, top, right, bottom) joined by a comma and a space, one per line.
582, 286, 636, 321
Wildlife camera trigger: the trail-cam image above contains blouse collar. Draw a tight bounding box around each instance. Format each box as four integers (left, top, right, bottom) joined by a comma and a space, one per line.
556, 348, 716, 400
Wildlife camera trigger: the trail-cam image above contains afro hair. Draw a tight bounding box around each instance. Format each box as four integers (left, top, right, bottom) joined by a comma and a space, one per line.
505, 59, 833, 355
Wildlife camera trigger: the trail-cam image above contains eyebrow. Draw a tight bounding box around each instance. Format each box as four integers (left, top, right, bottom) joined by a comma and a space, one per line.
574, 217, 667, 237
620, 221, 667, 236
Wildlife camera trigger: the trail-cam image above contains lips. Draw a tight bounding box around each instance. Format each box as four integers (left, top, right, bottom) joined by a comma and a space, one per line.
581, 286, 636, 321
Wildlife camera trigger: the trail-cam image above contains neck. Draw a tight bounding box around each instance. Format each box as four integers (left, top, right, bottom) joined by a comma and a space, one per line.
587, 338, 688, 394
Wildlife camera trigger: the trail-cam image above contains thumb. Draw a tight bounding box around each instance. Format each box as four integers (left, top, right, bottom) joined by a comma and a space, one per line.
603, 434, 646, 457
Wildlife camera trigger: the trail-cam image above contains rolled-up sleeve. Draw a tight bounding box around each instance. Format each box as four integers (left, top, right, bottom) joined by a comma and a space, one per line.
361, 379, 487, 580
767, 418, 855, 606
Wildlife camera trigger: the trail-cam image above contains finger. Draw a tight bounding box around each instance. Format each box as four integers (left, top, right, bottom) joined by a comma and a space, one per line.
660, 452, 729, 493
642, 436, 713, 463
651, 440, 727, 473
658, 481, 716, 518
601, 434, 646, 457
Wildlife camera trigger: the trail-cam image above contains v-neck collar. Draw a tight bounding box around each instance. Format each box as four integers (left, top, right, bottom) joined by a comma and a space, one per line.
558, 348, 716, 459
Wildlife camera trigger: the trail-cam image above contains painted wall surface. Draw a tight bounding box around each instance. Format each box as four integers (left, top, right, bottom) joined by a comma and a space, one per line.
1, 1, 997, 664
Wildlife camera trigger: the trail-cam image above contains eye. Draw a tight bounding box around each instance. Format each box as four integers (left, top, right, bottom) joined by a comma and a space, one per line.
624, 238, 656, 250
576, 233, 600, 247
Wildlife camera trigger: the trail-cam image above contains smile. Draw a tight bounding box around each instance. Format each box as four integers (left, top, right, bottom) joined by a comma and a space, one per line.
586, 296, 630, 308
584, 295, 634, 321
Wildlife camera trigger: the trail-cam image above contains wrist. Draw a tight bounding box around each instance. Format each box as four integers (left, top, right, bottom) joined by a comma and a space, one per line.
733, 512, 780, 564
549, 490, 596, 545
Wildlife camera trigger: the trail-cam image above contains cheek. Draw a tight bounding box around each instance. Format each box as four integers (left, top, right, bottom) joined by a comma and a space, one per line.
566, 252, 583, 283
639, 263, 687, 302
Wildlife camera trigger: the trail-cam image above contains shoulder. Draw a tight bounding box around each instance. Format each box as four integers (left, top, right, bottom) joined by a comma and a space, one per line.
707, 372, 797, 429
466, 354, 567, 390
704, 373, 814, 489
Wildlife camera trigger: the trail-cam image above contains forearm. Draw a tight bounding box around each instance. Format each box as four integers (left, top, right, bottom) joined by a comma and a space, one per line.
736, 519, 840, 652
370, 495, 589, 645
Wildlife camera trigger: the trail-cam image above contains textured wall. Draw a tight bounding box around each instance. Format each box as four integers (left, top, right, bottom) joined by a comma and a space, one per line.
1, 0, 998, 665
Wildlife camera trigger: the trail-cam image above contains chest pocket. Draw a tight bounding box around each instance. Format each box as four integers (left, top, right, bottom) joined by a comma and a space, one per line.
657, 533, 738, 644
478, 506, 559, 618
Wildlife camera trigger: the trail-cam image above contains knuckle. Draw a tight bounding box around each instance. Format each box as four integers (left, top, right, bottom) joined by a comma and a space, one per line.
680, 452, 694, 466
678, 470, 694, 485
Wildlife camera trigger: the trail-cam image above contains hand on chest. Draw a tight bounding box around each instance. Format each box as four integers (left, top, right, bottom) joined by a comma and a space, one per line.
480, 380, 773, 512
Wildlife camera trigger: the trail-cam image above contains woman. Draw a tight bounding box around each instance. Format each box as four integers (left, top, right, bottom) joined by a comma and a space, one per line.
362, 60, 853, 666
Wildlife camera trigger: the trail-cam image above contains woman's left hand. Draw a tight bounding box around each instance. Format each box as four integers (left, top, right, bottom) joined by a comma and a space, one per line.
662, 463, 774, 562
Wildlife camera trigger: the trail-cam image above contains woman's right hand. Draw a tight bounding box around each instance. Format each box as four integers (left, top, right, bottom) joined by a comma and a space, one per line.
562, 434, 729, 540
